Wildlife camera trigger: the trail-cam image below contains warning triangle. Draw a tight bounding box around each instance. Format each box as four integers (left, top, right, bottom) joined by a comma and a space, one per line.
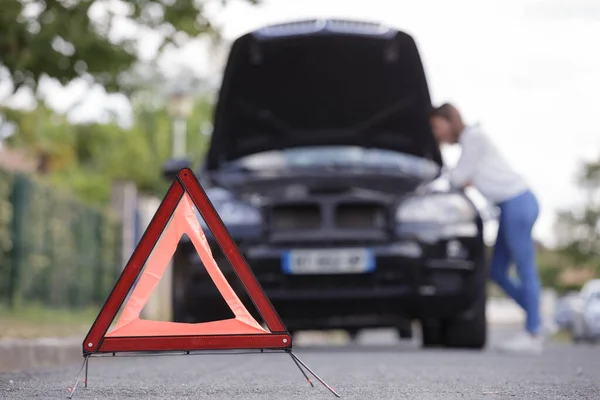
82, 168, 291, 354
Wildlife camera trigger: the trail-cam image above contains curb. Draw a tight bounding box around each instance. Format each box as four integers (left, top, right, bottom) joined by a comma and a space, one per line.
0, 338, 81, 373
0, 295, 551, 374
1, 322, 523, 373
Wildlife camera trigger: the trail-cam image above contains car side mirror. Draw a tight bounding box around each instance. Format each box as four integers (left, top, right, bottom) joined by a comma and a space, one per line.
162, 158, 192, 181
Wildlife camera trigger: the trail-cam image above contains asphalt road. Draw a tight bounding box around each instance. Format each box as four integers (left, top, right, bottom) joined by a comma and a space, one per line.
2, 328, 599, 400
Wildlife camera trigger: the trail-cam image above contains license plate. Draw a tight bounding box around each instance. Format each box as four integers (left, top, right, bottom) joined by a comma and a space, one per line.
282, 248, 374, 275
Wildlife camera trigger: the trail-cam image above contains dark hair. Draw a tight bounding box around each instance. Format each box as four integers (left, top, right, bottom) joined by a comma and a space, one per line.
429, 103, 455, 120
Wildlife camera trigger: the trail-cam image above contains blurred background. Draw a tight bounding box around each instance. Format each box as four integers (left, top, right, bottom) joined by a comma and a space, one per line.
0, 0, 598, 341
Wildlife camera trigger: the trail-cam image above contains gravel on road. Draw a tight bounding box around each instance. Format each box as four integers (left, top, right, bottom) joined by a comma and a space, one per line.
1, 330, 599, 400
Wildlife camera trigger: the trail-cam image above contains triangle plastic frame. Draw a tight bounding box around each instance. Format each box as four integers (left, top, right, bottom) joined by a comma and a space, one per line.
68, 168, 340, 399
82, 168, 291, 355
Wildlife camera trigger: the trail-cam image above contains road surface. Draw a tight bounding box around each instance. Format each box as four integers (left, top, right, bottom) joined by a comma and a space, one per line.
2, 328, 599, 400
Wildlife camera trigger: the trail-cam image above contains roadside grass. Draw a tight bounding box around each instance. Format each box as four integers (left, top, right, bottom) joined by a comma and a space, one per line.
0, 304, 99, 339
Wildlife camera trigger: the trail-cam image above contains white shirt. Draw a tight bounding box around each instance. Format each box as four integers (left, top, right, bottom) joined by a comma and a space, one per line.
445, 124, 529, 204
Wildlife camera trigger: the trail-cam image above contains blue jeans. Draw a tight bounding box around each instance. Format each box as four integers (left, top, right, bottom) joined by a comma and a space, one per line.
490, 190, 541, 335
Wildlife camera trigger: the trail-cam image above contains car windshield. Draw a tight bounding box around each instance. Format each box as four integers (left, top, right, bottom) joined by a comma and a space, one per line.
222, 146, 440, 180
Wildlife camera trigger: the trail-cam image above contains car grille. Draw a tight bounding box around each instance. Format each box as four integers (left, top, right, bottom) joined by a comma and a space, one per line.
335, 203, 386, 229
283, 275, 377, 290
268, 202, 387, 231
270, 204, 321, 230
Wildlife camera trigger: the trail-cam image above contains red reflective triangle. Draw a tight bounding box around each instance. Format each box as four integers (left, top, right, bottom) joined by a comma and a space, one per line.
82, 168, 290, 354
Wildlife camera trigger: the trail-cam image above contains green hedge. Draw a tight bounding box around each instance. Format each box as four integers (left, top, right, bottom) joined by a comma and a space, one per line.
0, 170, 122, 309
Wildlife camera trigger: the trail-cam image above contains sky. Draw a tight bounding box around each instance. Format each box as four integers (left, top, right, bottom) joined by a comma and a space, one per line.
4, 0, 600, 247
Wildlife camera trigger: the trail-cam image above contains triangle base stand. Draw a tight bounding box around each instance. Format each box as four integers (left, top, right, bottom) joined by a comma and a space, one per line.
66, 350, 340, 398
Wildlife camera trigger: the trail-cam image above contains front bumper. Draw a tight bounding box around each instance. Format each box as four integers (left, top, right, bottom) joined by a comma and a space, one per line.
176, 221, 485, 326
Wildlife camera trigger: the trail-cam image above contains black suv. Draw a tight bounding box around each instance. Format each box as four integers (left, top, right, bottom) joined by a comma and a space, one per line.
165, 19, 487, 349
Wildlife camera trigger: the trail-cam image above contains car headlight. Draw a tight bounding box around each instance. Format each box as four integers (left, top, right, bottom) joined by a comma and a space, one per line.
396, 193, 477, 224
193, 188, 262, 227
196, 200, 262, 227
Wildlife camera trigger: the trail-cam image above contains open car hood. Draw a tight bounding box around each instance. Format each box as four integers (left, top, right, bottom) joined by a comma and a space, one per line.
205, 19, 442, 170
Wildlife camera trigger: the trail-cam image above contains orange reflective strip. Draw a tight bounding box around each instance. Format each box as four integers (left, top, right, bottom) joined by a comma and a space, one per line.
108, 193, 266, 337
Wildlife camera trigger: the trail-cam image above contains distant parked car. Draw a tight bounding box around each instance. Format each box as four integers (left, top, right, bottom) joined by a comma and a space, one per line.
571, 279, 600, 344
554, 291, 579, 331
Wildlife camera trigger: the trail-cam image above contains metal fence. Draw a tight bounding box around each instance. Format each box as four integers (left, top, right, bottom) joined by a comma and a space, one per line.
0, 170, 122, 309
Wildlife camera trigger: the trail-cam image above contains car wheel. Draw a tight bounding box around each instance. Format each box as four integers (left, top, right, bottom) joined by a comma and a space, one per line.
172, 259, 234, 323
396, 326, 413, 340
173, 302, 195, 323
443, 290, 487, 349
347, 329, 360, 341
172, 262, 194, 322
421, 321, 444, 348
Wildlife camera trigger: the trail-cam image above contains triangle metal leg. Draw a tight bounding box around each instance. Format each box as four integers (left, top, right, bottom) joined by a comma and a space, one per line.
66, 355, 89, 399
289, 351, 340, 398
289, 352, 314, 387
84, 356, 89, 388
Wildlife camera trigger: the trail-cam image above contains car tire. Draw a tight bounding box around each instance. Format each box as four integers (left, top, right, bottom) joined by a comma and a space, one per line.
173, 302, 195, 323
172, 259, 234, 323
443, 289, 487, 349
347, 329, 360, 341
172, 262, 194, 322
396, 327, 413, 340
421, 321, 444, 348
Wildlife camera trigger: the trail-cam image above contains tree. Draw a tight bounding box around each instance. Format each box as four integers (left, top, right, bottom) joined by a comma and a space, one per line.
2, 92, 214, 204
0, 0, 257, 98
552, 158, 600, 289
0, 0, 251, 204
